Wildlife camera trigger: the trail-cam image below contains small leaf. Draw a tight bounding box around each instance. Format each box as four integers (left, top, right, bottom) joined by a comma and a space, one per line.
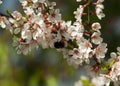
100, 64, 108, 71
81, 80, 90, 86
109, 60, 115, 68
6, 8, 11, 17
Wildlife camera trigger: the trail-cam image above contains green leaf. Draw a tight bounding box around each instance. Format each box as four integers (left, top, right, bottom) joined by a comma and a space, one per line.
109, 60, 115, 68
100, 64, 108, 71
81, 80, 90, 86
6, 8, 11, 16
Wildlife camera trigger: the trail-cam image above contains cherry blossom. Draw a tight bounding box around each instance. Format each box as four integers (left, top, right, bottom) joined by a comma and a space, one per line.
95, 0, 105, 20
32, 0, 45, 3
76, 0, 82, 2
92, 22, 101, 31
0, 16, 6, 28
0, 0, 2, 4
1, 0, 120, 85
91, 76, 110, 86
11, 11, 22, 21
74, 5, 84, 22
91, 32, 103, 44
94, 43, 107, 62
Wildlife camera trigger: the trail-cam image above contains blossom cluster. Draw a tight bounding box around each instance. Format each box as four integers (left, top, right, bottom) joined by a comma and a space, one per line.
95, 0, 105, 19
99, 47, 120, 86
74, 47, 120, 86
63, 0, 107, 67
0, 0, 120, 86
0, 0, 107, 67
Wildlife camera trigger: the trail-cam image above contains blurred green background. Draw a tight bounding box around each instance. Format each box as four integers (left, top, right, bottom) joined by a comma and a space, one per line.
0, 0, 120, 86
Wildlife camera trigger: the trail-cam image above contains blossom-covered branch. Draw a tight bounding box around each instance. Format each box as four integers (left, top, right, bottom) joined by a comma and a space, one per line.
0, 0, 120, 86
0, 0, 107, 65
74, 47, 120, 86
